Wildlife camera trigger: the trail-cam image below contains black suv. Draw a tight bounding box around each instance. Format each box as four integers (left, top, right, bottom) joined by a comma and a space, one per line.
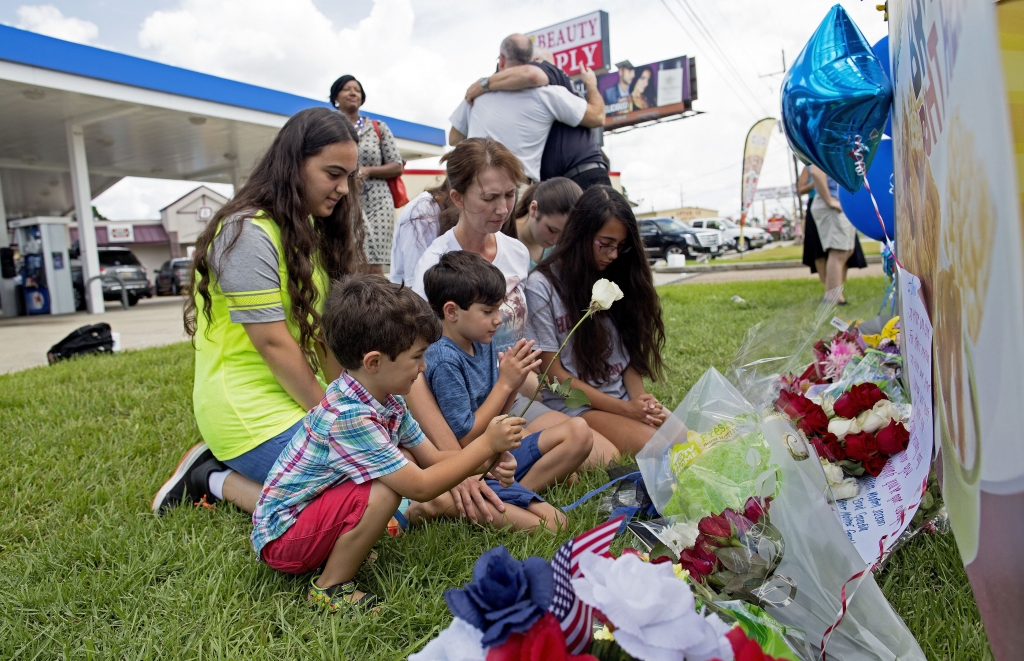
638, 218, 723, 260
71, 246, 153, 310
155, 257, 192, 296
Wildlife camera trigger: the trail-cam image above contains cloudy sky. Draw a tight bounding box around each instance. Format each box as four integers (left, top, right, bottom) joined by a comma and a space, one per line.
1, 0, 887, 220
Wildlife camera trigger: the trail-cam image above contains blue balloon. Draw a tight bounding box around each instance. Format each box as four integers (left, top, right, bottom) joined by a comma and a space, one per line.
781, 5, 892, 193
871, 36, 893, 136
838, 137, 894, 241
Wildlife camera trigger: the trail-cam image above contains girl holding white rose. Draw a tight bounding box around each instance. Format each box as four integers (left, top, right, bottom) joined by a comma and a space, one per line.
525, 185, 670, 454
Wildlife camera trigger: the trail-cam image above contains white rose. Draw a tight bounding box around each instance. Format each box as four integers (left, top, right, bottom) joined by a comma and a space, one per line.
872, 399, 905, 423
573, 552, 732, 661
831, 478, 860, 501
591, 278, 624, 310
828, 417, 861, 439
855, 409, 887, 434
820, 459, 845, 486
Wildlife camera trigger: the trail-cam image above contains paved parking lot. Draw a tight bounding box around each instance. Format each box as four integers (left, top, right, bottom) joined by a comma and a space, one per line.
0, 295, 188, 374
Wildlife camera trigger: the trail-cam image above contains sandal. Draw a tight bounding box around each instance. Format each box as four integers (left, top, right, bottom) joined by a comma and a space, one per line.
307, 577, 380, 613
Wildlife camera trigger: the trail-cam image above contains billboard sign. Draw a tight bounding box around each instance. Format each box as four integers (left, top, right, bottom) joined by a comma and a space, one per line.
526, 11, 610, 75
597, 56, 697, 130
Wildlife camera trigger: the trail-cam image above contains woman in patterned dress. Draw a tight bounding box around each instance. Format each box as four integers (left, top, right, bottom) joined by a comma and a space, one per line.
331, 75, 404, 274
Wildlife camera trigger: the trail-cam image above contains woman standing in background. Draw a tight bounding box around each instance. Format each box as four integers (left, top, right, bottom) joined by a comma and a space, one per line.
331, 75, 404, 274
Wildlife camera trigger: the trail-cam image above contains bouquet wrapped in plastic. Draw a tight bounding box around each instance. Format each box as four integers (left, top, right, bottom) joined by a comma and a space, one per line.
636, 368, 925, 660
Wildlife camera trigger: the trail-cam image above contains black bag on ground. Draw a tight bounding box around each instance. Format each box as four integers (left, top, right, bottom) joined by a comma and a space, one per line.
47, 323, 114, 364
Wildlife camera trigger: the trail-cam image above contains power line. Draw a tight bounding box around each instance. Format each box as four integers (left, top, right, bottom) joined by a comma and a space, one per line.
672, 0, 773, 117
656, 0, 764, 120
696, 2, 778, 96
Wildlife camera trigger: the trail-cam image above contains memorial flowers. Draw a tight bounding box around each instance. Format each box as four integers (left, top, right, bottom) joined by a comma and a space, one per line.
444, 547, 553, 647
411, 521, 785, 661
776, 378, 910, 492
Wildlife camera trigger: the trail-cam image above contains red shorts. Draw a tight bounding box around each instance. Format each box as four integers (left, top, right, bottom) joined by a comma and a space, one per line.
261, 480, 372, 574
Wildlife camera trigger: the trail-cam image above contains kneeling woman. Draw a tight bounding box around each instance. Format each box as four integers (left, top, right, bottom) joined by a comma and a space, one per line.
153, 107, 365, 514
525, 185, 668, 454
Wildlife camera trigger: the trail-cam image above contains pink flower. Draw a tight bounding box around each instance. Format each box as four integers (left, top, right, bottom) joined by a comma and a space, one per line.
824, 338, 860, 381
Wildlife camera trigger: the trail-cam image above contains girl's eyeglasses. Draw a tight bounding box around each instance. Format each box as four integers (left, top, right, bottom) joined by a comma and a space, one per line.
594, 239, 632, 256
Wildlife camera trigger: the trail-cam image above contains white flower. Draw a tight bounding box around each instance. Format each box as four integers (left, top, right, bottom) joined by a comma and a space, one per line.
572, 552, 733, 661
855, 409, 888, 434
828, 417, 861, 439
871, 399, 905, 423
832, 478, 860, 501
682, 612, 735, 661
820, 459, 845, 486
819, 396, 836, 418
591, 278, 624, 310
408, 618, 485, 661
662, 521, 700, 554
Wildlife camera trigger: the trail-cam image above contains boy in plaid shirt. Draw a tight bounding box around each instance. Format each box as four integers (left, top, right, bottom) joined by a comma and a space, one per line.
251, 274, 524, 612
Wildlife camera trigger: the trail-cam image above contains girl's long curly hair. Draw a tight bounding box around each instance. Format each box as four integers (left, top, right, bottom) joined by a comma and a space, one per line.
184, 107, 366, 373
536, 185, 665, 384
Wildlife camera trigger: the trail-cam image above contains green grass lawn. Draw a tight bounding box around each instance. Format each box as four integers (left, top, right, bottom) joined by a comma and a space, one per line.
0, 277, 990, 660
716, 239, 882, 264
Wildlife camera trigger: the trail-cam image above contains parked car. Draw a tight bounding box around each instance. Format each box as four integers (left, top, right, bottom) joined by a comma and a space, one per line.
638, 218, 723, 261
690, 217, 768, 251
71, 246, 152, 310
154, 258, 192, 296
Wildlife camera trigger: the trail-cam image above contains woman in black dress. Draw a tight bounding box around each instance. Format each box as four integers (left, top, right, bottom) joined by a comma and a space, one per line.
798, 166, 867, 289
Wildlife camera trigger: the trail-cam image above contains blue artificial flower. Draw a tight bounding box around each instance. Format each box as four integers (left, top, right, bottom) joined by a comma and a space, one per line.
444, 546, 554, 647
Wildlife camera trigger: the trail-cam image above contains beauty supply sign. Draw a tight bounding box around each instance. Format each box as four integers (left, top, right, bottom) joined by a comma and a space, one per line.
526, 11, 610, 75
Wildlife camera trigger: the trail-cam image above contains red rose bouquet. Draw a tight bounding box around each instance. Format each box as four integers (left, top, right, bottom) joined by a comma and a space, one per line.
775, 382, 910, 499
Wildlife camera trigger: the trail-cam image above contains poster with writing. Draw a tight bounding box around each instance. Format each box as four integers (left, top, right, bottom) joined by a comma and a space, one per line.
893, 1, 1024, 654
837, 268, 933, 564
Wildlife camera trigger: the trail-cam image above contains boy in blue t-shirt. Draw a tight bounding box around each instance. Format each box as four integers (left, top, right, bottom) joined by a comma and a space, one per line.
422, 251, 593, 521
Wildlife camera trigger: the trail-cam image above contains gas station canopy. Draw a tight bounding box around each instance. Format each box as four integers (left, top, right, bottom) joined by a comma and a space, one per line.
0, 25, 445, 219
0, 24, 446, 313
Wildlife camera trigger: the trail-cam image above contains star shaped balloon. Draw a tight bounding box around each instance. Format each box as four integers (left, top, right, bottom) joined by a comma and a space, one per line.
781, 4, 892, 193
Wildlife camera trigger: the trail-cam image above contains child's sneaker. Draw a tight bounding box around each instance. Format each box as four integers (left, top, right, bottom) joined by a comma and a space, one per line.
151, 442, 227, 515
307, 577, 379, 612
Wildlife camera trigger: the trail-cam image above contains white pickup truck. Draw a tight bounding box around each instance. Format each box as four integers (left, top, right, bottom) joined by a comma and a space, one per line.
689, 217, 768, 251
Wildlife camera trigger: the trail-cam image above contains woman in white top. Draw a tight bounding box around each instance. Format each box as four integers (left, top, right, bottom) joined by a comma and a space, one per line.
389, 181, 453, 286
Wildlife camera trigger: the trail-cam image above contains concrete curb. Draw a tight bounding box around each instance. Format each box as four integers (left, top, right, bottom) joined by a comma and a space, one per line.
654, 253, 882, 274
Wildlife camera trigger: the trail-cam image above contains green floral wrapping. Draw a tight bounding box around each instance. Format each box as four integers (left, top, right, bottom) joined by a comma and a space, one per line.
661, 421, 775, 522
710, 600, 809, 661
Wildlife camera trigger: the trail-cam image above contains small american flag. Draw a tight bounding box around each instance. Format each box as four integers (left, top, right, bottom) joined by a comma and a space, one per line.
549, 517, 624, 654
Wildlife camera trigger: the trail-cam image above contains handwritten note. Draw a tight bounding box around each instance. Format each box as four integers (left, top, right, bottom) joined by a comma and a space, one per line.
840, 268, 934, 563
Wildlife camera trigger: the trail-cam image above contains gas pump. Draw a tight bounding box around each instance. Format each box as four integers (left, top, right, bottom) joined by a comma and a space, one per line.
10, 218, 76, 315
